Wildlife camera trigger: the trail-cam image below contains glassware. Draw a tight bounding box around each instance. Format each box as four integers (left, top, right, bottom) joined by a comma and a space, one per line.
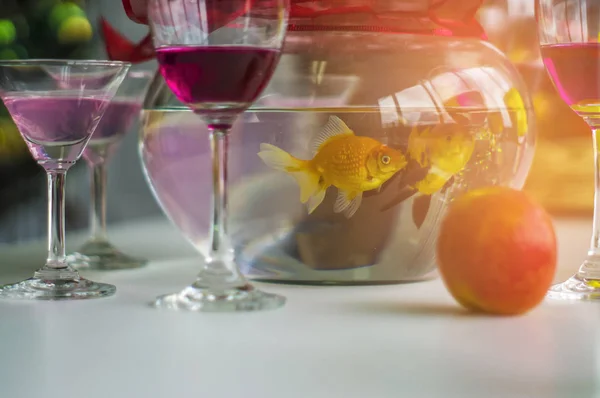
0, 59, 130, 300
140, 4, 536, 285
67, 69, 153, 270
146, 0, 289, 311
537, 0, 600, 300
476, 0, 594, 215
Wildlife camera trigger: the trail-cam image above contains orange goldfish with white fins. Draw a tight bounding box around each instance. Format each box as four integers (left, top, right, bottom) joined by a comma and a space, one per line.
258, 116, 408, 218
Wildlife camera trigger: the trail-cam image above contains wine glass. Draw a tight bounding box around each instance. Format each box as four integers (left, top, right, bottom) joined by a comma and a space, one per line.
537, 0, 600, 300
147, 0, 289, 311
0, 59, 130, 300
67, 69, 153, 270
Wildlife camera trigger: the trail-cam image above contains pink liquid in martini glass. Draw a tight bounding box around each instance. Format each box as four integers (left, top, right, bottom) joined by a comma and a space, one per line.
2, 95, 109, 165
82, 99, 142, 165
156, 46, 280, 115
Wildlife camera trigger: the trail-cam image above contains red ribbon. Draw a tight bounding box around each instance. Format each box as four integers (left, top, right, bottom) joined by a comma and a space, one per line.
105, 0, 486, 63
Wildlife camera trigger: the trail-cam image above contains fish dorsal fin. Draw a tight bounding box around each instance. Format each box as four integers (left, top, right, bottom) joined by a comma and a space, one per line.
311, 116, 354, 156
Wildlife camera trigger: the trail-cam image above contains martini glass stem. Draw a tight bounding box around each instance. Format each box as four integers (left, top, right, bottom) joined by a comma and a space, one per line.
46, 169, 68, 269
193, 126, 246, 290
90, 162, 108, 241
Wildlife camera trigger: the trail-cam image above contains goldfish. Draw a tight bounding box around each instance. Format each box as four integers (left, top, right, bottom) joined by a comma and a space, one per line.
408, 123, 475, 195
503, 88, 528, 137
258, 116, 408, 218
488, 88, 528, 137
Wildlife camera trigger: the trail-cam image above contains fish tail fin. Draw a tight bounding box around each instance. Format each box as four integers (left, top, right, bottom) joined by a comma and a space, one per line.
258, 143, 301, 171
258, 143, 321, 204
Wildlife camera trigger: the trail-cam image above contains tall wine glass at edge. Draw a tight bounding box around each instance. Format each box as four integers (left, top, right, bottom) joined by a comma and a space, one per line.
0, 59, 130, 300
67, 69, 153, 270
537, 0, 600, 300
147, 0, 289, 311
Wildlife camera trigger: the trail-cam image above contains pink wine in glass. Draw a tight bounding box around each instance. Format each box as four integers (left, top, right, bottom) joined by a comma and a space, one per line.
541, 43, 600, 115
3, 95, 109, 165
83, 99, 142, 164
155, 46, 280, 113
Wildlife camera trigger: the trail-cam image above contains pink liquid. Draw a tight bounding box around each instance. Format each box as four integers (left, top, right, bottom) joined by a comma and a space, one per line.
156, 46, 280, 112
89, 100, 141, 142
541, 43, 600, 108
83, 100, 141, 165
4, 96, 108, 144
3, 96, 109, 164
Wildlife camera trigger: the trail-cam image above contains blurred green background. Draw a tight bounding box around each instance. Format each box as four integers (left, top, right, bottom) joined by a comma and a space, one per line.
0, 0, 98, 161
0, 0, 160, 245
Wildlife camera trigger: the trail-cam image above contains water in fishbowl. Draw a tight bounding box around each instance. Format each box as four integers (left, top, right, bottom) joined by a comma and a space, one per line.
140, 103, 532, 285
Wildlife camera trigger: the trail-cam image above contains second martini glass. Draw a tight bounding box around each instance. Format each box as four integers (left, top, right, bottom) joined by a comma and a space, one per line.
0, 59, 130, 300
68, 69, 153, 270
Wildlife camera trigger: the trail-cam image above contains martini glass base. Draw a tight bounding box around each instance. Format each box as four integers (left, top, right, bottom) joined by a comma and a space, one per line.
0, 268, 116, 300
68, 240, 147, 270
547, 274, 600, 300
152, 283, 286, 312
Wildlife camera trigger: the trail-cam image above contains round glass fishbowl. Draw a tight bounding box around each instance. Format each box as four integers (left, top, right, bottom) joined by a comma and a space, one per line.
139, 5, 536, 285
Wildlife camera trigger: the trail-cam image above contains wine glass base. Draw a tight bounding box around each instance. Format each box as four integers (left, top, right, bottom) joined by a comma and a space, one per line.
152, 283, 286, 312
0, 276, 116, 300
547, 274, 600, 300
67, 240, 147, 270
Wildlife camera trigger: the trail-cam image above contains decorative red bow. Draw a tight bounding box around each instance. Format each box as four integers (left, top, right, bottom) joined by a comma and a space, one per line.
103, 0, 487, 63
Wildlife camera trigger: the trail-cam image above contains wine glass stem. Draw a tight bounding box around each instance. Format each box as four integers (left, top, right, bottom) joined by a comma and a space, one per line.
198, 127, 245, 287
46, 170, 68, 269
580, 127, 600, 279
90, 163, 108, 241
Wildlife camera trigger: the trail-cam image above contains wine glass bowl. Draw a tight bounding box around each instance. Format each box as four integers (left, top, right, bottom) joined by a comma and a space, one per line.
151, 0, 287, 123
0, 59, 130, 300
537, 0, 600, 300
67, 69, 153, 271
147, 0, 289, 311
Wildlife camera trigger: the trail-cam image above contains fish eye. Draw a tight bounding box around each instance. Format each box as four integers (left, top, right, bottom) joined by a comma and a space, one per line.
381, 155, 391, 165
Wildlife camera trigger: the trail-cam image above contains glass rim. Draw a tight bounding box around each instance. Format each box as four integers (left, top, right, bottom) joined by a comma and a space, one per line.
128, 69, 155, 78
0, 59, 131, 67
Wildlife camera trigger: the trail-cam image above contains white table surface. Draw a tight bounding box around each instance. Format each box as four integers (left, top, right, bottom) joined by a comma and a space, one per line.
0, 216, 598, 398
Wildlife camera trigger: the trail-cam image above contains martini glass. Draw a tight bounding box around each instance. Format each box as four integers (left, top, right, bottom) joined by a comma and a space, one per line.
147, 0, 288, 311
537, 0, 600, 300
67, 69, 153, 270
0, 59, 130, 300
